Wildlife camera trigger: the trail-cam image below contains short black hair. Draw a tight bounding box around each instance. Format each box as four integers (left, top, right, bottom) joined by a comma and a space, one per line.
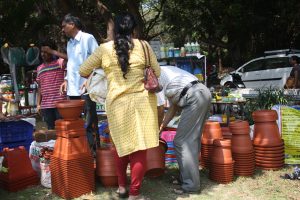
62, 14, 83, 30
39, 39, 57, 50
291, 55, 300, 64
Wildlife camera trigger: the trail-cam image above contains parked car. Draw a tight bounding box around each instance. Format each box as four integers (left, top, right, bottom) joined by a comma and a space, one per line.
220, 49, 300, 89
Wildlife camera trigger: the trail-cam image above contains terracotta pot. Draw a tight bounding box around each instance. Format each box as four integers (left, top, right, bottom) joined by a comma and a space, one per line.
255, 152, 284, 157
201, 121, 222, 145
255, 162, 284, 168
56, 129, 86, 138
252, 110, 278, 122
211, 139, 233, 164
221, 127, 232, 139
0, 147, 39, 191
96, 148, 118, 187
255, 159, 284, 164
231, 134, 253, 154
254, 145, 284, 151
52, 135, 91, 160
253, 123, 282, 146
229, 120, 250, 135
145, 140, 166, 178
55, 119, 85, 131
56, 100, 85, 120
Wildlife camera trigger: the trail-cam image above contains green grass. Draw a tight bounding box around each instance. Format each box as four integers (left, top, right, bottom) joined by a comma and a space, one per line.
0, 165, 299, 200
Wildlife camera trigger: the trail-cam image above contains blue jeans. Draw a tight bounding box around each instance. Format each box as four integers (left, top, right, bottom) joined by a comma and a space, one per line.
69, 95, 99, 150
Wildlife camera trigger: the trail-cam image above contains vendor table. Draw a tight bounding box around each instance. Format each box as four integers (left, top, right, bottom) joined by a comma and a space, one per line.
211, 101, 246, 126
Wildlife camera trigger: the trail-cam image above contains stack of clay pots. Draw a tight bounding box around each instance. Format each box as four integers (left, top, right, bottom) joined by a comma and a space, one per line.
200, 121, 223, 169
252, 110, 285, 170
51, 100, 95, 199
209, 139, 234, 184
229, 120, 255, 176
0, 146, 39, 192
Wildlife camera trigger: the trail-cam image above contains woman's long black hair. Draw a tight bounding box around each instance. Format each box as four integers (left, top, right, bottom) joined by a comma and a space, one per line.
114, 12, 137, 78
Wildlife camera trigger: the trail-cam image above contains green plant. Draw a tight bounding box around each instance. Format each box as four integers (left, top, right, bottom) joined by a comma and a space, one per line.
244, 87, 290, 125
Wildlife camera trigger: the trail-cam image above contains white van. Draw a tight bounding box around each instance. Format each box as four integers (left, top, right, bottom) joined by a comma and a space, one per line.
220, 49, 300, 89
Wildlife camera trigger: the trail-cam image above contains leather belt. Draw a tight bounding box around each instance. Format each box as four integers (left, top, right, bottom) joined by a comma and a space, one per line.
179, 80, 201, 100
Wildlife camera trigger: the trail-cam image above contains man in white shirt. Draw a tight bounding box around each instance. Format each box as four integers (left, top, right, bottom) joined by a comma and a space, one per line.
60, 14, 99, 151
159, 65, 211, 194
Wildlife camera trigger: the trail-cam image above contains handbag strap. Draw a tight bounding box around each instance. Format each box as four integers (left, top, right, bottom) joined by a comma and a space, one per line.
139, 40, 151, 68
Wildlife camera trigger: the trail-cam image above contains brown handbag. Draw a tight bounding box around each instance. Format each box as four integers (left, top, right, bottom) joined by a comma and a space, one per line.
139, 40, 162, 93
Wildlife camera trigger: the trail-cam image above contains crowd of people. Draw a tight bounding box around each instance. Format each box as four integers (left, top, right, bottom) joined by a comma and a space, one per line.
36, 12, 212, 200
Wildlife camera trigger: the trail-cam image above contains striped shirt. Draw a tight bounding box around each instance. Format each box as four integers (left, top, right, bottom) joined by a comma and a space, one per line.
36, 58, 67, 108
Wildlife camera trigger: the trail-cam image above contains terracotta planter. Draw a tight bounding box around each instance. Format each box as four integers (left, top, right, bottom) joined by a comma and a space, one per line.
0, 147, 39, 192
211, 139, 233, 164
253, 123, 282, 147
221, 127, 232, 139
231, 134, 253, 154
55, 119, 85, 131
56, 100, 85, 120
145, 140, 166, 178
52, 136, 91, 160
229, 120, 250, 135
56, 129, 86, 138
254, 145, 284, 151
201, 121, 222, 145
252, 110, 278, 122
96, 148, 118, 187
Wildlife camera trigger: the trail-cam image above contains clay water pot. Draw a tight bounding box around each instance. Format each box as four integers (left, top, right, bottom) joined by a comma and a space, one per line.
211, 139, 233, 164
252, 110, 278, 122
229, 120, 250, 135
201, 121, 222, 144
96, 147, 118, 187
145, 140, 166, 178
56, 100, 85, 120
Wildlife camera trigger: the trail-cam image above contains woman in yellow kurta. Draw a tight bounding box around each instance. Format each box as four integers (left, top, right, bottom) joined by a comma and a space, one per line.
80, 13, 160, 200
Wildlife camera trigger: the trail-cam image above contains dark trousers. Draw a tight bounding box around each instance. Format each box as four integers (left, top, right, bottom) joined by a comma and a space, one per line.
41, 108, 61, 130
69, 95, 100, 149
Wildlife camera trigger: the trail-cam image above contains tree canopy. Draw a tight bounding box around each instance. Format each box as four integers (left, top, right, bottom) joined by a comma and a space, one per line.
1, 0, 300, 70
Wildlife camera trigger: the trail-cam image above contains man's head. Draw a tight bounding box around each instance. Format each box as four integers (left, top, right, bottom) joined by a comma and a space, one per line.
40, 39, 57, 63
290, 55, 300, 65
62, 14, 82, 38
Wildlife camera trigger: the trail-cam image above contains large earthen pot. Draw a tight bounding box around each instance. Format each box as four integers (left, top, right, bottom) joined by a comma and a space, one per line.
96, 147, 118, 187
56, 100, 85, 120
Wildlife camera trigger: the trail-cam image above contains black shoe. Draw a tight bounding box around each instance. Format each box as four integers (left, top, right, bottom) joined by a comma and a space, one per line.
116, 189, 129, 198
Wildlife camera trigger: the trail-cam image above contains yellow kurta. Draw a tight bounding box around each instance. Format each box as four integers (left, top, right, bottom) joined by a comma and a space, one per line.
80, 39, 160, 157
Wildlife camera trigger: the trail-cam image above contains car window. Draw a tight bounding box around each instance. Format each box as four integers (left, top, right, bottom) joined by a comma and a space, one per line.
241, 59, 265, 72
265, 57, 290, 69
